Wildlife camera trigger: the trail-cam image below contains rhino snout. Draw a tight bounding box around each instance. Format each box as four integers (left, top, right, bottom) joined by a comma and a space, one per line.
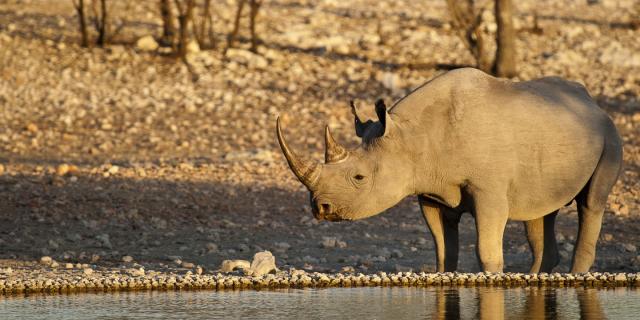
311, 198, 331, 218
311, 199, 337, 220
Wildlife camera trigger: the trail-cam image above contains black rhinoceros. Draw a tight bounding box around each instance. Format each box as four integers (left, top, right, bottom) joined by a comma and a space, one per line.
276, 68, 622, 273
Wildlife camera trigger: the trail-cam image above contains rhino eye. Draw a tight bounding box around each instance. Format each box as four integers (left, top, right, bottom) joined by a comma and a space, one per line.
353, 174, 365, 181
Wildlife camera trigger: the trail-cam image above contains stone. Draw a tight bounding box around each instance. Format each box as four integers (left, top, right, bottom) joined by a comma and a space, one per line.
26, 123, 38, 133
96, 234, 112, 249
599, 41, 640, 68
83, 268, 93, 275
50, 261, 59, 268
65, 263, 73, 269
187, 40, 200, 54
220, 260, 251, 273
341, 266, 355, 273
0, 163, 5, 175
122, 255, 134, 263
321, 237, 337, 248
226, 48, 268, 69
395, 264, 413, 272
250, 251, 277, 276
135, 35, 158, 52
624, 243, 637, 252
181, 262, 195, 268
40, 256, 52, 265
129, 268, 145, 276
377, 71, 404, 96
206, 243, 219, 253
56, 164, 71, 176
48, 239, 59, 249
274, 242, 291, 253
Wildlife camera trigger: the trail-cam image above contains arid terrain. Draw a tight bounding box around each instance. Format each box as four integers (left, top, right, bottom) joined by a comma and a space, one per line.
0, 0, 638, 280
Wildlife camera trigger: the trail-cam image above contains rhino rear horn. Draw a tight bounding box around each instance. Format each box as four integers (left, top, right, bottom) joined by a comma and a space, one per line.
325, 125, 349, 163
276, 117, 321, 187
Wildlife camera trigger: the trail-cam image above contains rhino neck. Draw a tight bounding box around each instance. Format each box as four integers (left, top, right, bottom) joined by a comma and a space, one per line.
399, 118, 463, 209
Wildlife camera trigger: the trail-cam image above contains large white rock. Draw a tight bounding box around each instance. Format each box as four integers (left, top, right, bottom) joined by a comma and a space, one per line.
249, 251, 277, 276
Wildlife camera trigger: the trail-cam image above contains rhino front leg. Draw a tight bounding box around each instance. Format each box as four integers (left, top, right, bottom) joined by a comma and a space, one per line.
525, 211, 559, 273
418, 196, 460, 272
473, 194, 509, 272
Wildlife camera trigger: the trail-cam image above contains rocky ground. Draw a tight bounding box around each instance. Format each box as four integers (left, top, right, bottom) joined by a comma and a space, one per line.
0, 0, 639, 289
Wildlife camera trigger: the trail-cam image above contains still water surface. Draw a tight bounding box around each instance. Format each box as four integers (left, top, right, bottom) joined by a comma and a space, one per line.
1, 286, 638, 319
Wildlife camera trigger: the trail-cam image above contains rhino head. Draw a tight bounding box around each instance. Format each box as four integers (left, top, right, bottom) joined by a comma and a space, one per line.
277, 100, 415, 221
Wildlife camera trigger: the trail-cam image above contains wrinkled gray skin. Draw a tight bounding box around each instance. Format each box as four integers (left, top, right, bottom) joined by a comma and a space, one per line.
277, 68, 622, 273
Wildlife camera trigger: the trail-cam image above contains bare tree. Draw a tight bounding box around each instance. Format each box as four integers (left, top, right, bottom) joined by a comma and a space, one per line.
493, 0, 517, 77
226, 0, 246, 54
173, 0, 195, 58
72, 0, 89, 47
159, 0, 176, 47
193, 0, 216, 49
91, 0, 109, 46
226, 0, 262, 54
446, 0, 492, 73
248, 0, 262, 53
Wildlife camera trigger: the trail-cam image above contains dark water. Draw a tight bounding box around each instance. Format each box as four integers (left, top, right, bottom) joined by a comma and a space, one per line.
1, 287, 638, 319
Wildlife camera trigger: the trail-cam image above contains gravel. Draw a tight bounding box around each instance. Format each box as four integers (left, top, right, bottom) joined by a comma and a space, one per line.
1, 268, 638, 296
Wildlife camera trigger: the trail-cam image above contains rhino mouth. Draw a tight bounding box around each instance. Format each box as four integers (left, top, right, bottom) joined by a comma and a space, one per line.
317, 212, 347, 221
312, 206, 351, 222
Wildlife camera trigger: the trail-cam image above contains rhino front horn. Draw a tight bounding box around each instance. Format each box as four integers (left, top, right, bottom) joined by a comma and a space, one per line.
325, 125, 349, 163
276, 117, 321, 187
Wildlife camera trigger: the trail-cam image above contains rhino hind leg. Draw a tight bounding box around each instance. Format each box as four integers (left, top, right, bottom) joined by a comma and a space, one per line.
419, 196, 460, 272
571, 135, 623, 273
525, 211, 559, 273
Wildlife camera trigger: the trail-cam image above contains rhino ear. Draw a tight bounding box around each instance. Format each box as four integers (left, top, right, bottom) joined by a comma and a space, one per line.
375, 99, 391, 137
350, 100, 375, 138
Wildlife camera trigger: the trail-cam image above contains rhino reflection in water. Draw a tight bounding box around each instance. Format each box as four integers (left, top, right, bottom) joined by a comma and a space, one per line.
277, 68, 622, 273
431, 287, 606, 320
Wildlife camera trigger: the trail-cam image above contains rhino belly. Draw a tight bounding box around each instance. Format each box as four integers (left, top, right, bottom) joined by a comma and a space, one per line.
504, 120, 604, 221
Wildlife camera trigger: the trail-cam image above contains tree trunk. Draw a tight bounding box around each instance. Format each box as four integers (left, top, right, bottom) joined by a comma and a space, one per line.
226, 0, 246, 54
248, 0, 262, 53
446, 0, 491, 73
92, 0, 109, 46
174, 0, 195, 59
494, 0, 517, 77
72, 0, 89, 47
160, 0, 176, 47
194, 0, 215, 49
